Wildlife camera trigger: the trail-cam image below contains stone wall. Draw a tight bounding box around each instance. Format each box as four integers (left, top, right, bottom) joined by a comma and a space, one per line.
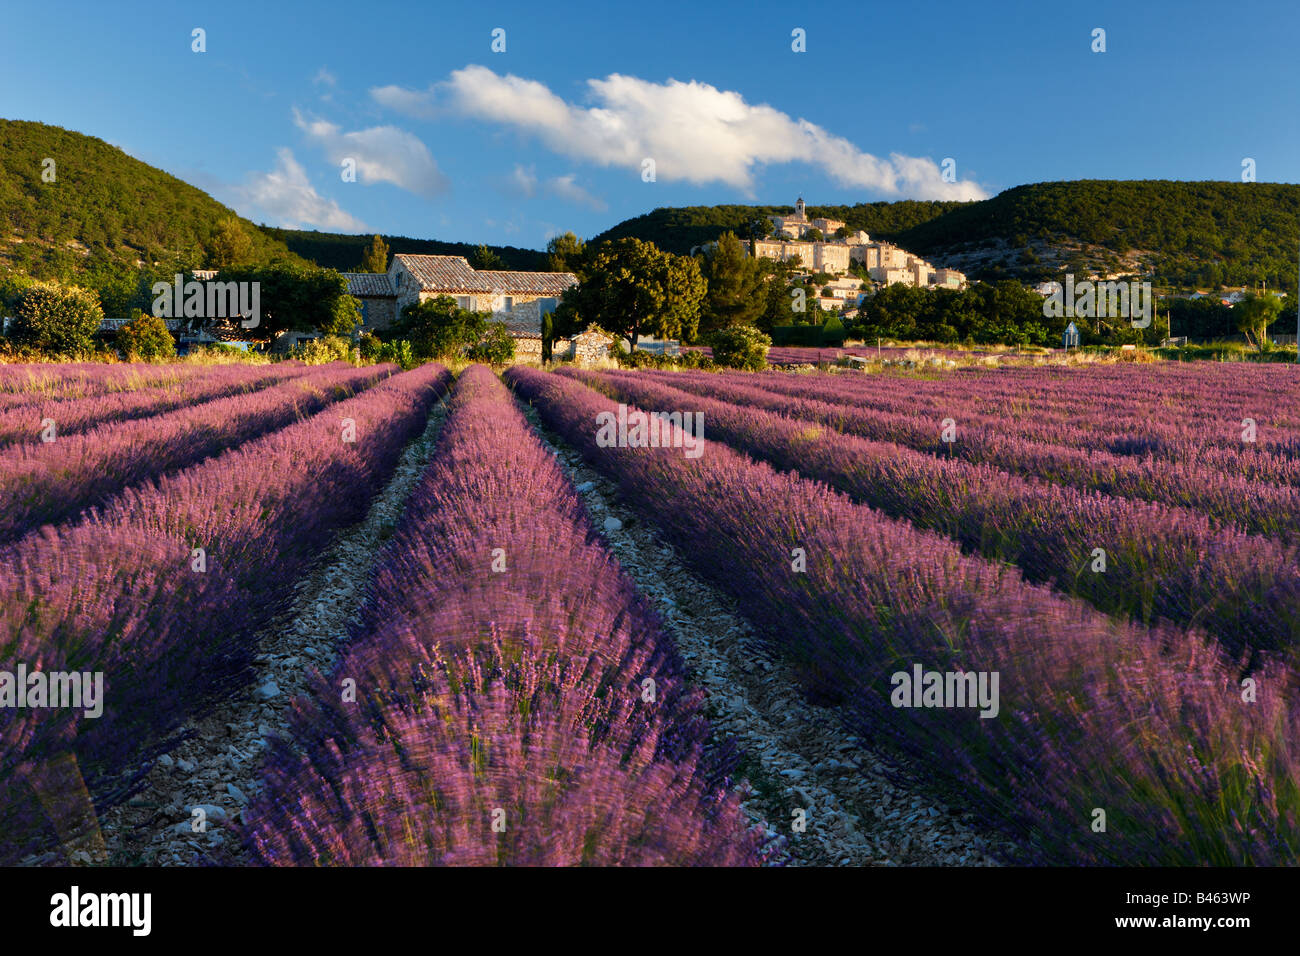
357, 296, 398, 331
510, 331, 611, 364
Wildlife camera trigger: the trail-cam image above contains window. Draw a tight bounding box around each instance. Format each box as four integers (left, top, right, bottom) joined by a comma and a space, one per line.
503, 296, 514, 312
456, 295, 472, 309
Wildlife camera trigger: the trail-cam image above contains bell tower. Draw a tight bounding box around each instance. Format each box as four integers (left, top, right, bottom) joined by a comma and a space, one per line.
795, 196, 806, 219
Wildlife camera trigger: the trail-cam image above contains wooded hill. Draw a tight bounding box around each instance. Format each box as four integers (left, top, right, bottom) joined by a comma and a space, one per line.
261, 228, 547, 273
591, 181, 1300, 296
0, 119, 300, 277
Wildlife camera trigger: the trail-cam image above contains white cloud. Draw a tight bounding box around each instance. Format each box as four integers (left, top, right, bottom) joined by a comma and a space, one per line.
508, 163, 538, 197
233, 148, 367, 231
506, 164, 605, 210
370, 84, 441, 120
313, 67, 336, 87
372, 66, 987, 201
546, 173, 607, 210
293, 109, 448, 198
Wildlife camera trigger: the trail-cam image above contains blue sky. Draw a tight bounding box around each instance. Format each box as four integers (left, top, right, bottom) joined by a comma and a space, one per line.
1, 0, 1296, 250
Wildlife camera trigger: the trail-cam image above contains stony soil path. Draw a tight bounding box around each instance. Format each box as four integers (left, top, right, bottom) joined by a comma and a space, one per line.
91, 396, 451, 867
519, 398, 1012, 867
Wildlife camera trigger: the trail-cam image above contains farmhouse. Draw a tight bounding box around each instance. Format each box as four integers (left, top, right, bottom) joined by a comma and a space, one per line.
387, 254, 576, 332
342, 255, 597, 360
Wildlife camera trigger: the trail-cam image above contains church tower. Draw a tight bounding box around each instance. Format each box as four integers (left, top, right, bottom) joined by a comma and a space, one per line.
795, 196, 806, 219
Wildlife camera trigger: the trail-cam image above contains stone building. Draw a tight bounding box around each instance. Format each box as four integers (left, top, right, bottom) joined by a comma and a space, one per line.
769, 197, 846, 239
339, 255, 578, 347
388, 254, 576, 332
342, 272, 399, 330
755, 197, 967, 291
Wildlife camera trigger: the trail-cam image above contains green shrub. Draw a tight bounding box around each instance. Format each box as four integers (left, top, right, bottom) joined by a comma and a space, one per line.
708, 326, 771, 370
397, 295, 488, 359
115, 308, 176, 360
677, 349, 717, 370
770, 323, 823, 347
10, 282, 104, 355
378, 339, 416, 369
289, 334, 353, 365
822, 314, 846, 347
467, 321, 517, 365
357, 332, 384, 362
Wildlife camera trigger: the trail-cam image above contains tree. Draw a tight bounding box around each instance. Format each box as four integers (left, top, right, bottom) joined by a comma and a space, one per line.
755, 258, 803, 331
1235, 293, 1284, 349
804, 228, 824, 242
541, 311, 555, 363
834, 226, 849, 240
546, 232, 586, 277
709, 326, 770, 370
554, 238, 704, 349
358, 235, 390, 273
471, 244, 505, 270
698, 231, 765, 334
821, 313, 846, 346
396, 294, 489, 359
467, 322, 517, 365
212, 264, 360, 339
10, 282, 104, 355
115, 308, 176, 360
207, 217, 255, 267
322, 293, 363, 337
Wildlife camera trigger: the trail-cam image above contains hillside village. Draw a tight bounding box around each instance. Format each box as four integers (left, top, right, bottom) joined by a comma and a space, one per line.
755, 197, 967, 292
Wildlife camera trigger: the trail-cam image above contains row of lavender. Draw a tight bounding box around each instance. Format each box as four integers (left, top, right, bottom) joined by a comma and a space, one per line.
0, 363, 452, 863
240, 366, 760, 865
0, 363, 206, 400
575, 369, 1300, 664
645, 370, 1300, 541
0, 363, 317, 445
733, 366, 1300, 482
509, 366, 1300, 865
778, 359, 1300, 428
0, 363, 386, 544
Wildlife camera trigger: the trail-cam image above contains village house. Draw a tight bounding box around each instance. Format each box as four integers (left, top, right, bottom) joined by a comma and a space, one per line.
342, 257, 583, 337
387, 254, 576, 342
344, 254, 606, 360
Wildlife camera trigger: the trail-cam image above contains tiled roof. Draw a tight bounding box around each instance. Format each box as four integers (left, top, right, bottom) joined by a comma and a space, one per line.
393, 254, 577, 296
394, 255, 479, 291
342, 272, 396, 297
474, 270, 577, 296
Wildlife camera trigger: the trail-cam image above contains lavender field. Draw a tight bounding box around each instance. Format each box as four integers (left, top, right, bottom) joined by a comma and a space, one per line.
2, 359, 1298, 867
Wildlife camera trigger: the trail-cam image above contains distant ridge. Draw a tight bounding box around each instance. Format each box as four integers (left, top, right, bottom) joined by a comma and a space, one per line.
587, 181, 1300, 293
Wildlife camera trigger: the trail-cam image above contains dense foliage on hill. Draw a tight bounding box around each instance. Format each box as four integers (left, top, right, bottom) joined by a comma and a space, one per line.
590, 200, 964, 255
262, 227, 548, 272
0, 119, 298, 277
589, 182, 1300, 296
892, 180, 1300, 293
